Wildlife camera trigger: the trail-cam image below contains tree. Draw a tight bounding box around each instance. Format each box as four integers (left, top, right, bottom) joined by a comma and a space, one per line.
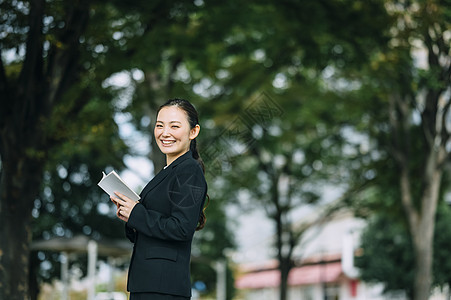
0, 1, 93, 298
345, 1, 451, 298
386, 3, 450, 298
219, 92, 340, 300
191, 1, 391, 299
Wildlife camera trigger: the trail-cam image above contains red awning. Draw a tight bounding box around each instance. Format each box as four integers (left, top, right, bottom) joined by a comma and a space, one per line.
235, 262, 342, 289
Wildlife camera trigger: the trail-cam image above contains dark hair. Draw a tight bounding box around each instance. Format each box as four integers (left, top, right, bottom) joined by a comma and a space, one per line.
157, 98, 209, 231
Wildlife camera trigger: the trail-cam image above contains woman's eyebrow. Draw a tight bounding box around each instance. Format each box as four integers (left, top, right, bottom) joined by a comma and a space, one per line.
156, 120, 182, 124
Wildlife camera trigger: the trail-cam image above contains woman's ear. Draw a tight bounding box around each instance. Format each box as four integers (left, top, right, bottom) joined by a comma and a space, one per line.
189, 124, 200, 140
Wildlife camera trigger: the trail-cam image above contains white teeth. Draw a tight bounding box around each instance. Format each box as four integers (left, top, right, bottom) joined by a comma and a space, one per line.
162, 140, 174, 144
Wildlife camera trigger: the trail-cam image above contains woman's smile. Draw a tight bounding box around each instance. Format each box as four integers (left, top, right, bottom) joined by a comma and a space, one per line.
161, 139, 176, 146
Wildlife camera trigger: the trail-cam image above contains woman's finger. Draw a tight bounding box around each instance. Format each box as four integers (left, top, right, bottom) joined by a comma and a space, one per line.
112, 196, 129, 208
110, 197, 120, 208
114, 191, 133, 202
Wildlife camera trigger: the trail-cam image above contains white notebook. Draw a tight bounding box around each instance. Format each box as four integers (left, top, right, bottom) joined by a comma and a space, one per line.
97, 170, 140, 201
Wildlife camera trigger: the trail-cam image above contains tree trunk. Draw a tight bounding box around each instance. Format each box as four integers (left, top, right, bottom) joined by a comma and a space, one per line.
29, 252, 40, 300
412, 230, 433, 300
279, 257, 291, 300
400, 153, 443, 300
413, 168, 441, 300
0, 151, 45, 300
274, 197, 294, 300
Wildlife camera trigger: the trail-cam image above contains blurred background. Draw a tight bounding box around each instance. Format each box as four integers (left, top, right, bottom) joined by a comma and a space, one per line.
0, 0, 450, 299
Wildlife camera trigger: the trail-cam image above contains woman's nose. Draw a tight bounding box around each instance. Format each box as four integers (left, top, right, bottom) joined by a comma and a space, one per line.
162, 126, 170, 136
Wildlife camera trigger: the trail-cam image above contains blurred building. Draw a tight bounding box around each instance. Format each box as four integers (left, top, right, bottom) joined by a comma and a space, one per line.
233, 210, 448, 300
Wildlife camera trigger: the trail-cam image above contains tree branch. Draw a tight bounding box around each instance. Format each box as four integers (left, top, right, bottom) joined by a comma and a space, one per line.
388, 94, 411, 165
44, 0, 90, 111
388, 93, 419, 222
0, 49, 10, 123
17, 0, 45, 125
440, 97, 451, 151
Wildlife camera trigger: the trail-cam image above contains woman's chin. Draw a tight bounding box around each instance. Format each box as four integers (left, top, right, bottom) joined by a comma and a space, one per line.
159, 147, 177, 156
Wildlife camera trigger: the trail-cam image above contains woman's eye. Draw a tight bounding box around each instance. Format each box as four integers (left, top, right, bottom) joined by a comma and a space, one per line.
172, 125, 179, 128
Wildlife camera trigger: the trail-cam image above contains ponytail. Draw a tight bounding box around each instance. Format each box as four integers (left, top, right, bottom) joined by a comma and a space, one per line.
196, 193, 209, 231
190, 139, 205, 173
190, 138, 208, 231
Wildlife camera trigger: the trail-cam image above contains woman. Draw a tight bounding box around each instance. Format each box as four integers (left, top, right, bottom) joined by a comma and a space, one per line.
111, 99, 208, 300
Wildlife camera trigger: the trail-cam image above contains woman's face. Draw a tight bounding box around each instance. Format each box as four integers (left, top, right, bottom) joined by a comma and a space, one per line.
154, 106, 199, 163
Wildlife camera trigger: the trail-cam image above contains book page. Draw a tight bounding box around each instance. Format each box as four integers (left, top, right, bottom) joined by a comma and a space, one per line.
97, 170, 141, 201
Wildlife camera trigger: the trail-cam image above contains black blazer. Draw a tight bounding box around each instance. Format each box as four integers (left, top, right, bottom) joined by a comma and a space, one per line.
125, 151, 207, 297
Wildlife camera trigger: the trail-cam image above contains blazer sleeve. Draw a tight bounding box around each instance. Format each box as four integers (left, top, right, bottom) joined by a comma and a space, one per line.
126, 168, 207, 242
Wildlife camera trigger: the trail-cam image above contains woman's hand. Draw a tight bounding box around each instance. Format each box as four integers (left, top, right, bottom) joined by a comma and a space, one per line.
110, 192, 138, 222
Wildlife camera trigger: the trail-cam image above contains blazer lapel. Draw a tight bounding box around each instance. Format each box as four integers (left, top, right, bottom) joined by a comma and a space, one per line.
139, 167, 170, 200
139, 151, 193, 201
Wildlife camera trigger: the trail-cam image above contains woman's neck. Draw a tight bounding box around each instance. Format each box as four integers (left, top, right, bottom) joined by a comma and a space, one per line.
166, 149, 190, 166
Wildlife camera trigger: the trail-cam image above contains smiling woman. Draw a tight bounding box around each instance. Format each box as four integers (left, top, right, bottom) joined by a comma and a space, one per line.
110, 98, 209, 300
